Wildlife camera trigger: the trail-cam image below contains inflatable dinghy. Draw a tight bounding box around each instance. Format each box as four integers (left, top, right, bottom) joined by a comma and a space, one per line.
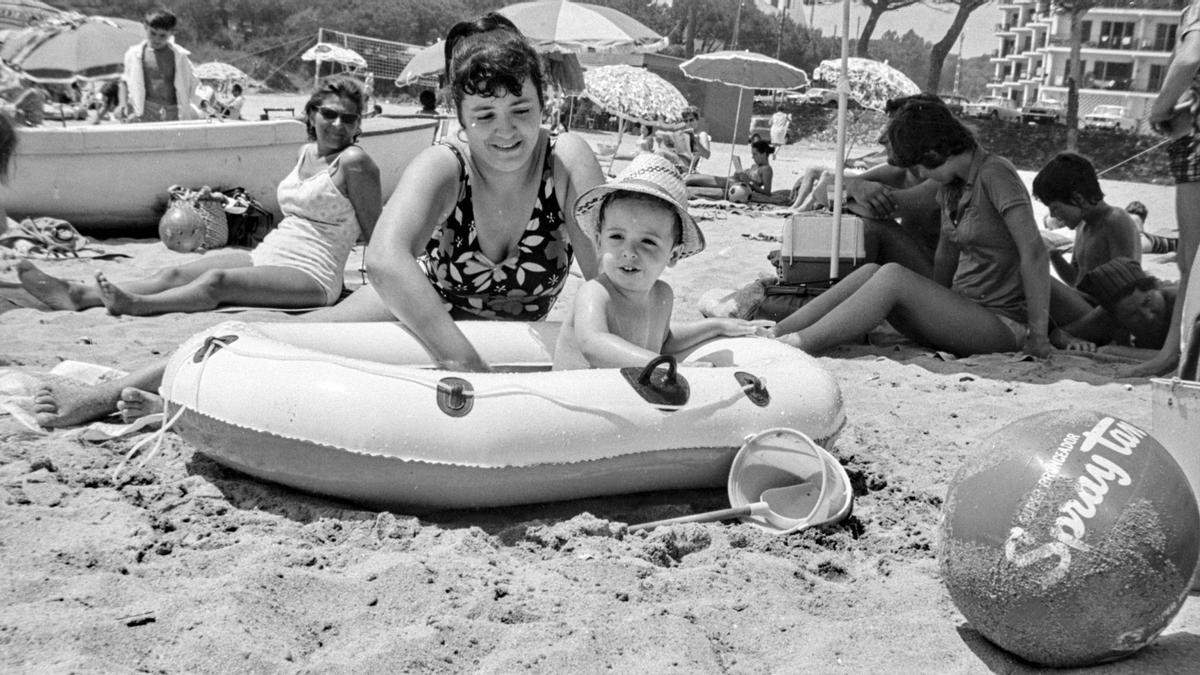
160, 321, 845, 510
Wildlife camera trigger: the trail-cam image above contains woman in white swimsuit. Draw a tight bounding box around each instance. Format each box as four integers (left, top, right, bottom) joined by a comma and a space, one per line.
17, 75, 382, 316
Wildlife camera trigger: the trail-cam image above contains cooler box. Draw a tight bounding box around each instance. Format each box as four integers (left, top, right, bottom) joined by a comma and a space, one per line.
780, 213, 866, 284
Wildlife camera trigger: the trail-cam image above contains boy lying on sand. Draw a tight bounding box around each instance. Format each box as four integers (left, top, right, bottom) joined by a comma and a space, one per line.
554, 153, 772, 369
1054, 257, 1178, 359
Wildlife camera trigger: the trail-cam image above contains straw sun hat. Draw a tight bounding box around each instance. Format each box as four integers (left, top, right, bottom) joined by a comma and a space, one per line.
574, 153, 705, 259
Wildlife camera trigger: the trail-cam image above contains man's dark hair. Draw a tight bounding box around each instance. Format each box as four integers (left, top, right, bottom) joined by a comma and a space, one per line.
144, 9, 177, 31
1031, 152, 1104, 206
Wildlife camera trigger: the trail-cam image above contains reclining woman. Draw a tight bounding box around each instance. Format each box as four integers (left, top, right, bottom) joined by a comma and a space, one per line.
32, 12, 605, 426
18, 75, 382, 316
769, 100, 1052, 358
686, 140, 789, 203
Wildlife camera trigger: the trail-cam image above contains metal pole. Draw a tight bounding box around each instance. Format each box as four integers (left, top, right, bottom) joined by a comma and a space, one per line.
732, 0, 743, 50
315, 28, 323, 88
829, 0, 850, 280
954, 33, 964, 95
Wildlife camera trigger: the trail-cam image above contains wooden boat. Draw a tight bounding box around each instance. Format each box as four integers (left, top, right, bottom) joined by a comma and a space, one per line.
0, 116, 439, 232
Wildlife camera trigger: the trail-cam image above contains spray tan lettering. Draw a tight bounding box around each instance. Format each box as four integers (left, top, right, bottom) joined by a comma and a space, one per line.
1005, 526, 1071, 585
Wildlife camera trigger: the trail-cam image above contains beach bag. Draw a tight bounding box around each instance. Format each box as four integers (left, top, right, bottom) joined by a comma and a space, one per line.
222, 187, 276, 248
754, 280, 833, 322
161, 185, 228, 252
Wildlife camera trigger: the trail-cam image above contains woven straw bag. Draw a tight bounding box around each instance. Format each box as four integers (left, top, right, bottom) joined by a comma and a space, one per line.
165, 186, 229, 250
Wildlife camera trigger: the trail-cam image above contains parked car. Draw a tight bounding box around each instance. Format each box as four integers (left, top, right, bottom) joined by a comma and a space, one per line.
804, 87, 839, 106
963, 96, 1022, 122
939, 93, 970, 116
1021, 98, 1064, 125
1082, 104, 1137, 132
748, 114, 798, 144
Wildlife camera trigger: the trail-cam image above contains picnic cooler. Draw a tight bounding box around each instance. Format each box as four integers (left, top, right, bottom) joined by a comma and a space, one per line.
780, 213, 866, 284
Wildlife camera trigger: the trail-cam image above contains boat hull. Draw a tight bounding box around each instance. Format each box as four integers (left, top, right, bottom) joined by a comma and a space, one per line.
2, 117, 438, 232
161, 321, 847, 511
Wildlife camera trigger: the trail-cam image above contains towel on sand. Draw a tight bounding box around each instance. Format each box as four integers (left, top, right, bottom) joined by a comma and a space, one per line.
0, 218, 128, 260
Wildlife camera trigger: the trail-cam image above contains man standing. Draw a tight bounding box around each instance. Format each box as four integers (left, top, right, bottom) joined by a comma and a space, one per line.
119, 9, 198, 122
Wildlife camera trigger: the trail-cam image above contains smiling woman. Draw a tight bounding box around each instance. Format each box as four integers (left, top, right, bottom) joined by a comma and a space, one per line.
318, 12, 606, 371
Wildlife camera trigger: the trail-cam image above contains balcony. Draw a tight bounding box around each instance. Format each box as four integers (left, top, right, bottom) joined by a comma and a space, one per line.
1046, 36, 1168, 52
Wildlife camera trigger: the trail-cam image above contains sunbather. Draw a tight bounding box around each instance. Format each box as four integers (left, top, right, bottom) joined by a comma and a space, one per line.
770, 99, 1052, 358
1054, 258, 1177, 361
18, 75, 382, 316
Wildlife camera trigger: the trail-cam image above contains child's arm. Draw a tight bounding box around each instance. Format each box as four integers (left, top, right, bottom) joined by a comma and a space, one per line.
572, 281, 665, 368
663, 318, 775, 356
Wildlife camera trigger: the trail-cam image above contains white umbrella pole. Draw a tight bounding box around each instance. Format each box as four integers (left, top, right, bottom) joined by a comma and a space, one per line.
610, 117, 625, 174
727, 88, 745, 186
830, 0, 851, 280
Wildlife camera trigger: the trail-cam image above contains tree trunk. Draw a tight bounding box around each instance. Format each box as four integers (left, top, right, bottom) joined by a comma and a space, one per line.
685, 0, 697, 59
1066, 10, 1084, 150
925, 4, 976, 93
856, 8, 884, 58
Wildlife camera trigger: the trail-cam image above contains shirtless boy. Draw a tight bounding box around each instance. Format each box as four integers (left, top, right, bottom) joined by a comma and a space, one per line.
1031, 152, 1142, 287
555, 154, 771, 369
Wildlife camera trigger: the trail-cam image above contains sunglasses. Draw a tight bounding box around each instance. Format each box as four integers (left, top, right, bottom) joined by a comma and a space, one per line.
316, 107, 360, 125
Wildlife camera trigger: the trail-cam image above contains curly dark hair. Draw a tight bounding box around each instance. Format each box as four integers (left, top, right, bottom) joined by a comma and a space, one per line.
1032, 152, 1104, 206
885, 99, 977, 169
303, 75, 365, 141
444, 12, 545, 121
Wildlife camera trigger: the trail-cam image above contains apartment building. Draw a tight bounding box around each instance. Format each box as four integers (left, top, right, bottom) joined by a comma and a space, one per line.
987, 0, 1184, 133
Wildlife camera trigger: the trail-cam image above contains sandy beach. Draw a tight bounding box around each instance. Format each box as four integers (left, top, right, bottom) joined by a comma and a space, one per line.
2, 98, 1199, 672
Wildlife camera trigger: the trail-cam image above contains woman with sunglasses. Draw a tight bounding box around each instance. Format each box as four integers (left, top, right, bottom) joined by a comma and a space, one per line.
769, 101, 1052, 359
18, 75, 382, 316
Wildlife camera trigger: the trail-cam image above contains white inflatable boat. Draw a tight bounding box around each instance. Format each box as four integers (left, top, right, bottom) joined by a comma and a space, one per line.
160, 321, 846, 510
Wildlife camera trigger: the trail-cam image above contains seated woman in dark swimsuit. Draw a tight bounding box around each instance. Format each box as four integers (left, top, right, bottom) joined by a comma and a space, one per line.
31, 13, 606, 426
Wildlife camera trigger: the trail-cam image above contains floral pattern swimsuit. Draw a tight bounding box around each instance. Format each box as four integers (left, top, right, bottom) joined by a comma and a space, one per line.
419, 138, 571, 320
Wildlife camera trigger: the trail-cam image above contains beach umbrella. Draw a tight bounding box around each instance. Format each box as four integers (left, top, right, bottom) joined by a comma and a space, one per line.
194, 61, 250, 83
395, 40, 584, 94
0, 15, 142, 83
583, 64, 688, 169
680, 50, 808, 182
498, 0, 667, 54
301, 42, 367, 69
0, 0, 61, 31
812, 56, 920, 112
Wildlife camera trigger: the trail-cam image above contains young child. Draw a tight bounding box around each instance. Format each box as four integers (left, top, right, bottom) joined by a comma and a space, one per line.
1054, 257, 1178, 359
554, 154, 772, 369
1031, 152, 1142, 287
1125, 200, 1179, 253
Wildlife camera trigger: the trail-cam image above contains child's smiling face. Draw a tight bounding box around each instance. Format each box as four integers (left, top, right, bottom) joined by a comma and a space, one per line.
596, 196, 680, 294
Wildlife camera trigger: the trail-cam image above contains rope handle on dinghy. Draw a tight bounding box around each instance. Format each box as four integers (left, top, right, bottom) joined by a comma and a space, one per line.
111, 335, 230, 485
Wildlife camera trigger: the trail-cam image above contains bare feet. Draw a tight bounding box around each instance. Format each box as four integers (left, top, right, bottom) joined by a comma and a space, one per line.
95, 272, 140, 316
33, 376, 120, 428
116, 387, 163, 423
17, 261, 98, 310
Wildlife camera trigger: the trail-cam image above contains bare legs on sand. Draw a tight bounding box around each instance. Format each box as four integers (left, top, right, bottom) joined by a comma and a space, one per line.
18, 255, 327, 316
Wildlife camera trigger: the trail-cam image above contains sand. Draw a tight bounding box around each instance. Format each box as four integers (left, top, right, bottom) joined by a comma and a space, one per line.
2, 104, 1199, 672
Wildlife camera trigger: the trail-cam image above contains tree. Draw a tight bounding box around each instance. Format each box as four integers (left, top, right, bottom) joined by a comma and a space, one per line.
856, 0, 922, 58
925, 0, 990, 94
1052, 0, 1099, 151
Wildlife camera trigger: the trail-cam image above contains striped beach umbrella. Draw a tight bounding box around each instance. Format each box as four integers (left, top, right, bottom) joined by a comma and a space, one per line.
499, 0, 667, 54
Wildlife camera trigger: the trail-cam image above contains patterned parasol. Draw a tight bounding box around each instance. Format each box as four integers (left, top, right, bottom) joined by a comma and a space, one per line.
194, 61, 250, 83
301, 42, 367, 69
499, 0, 667, 54
812, 57, 920, 111
583, 64, 687, 129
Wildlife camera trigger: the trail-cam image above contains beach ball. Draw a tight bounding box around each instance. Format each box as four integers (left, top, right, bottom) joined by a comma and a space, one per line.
938, 410, 1199, 667
158, 205, 206, 253
726, 182, 751, 203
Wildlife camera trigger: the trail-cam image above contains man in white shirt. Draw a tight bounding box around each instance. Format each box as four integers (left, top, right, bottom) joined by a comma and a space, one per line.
118, 9, 198, 122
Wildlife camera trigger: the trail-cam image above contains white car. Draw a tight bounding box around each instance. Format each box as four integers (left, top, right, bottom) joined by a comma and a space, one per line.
963, 97, 1022, 122
1083, 105, 1137, 132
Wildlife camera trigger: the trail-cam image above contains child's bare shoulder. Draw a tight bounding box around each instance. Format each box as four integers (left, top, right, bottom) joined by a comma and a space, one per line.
1098, 204, 1139, 232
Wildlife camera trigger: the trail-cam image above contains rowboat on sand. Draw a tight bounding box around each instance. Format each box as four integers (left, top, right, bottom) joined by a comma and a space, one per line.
0, 115, 439, 232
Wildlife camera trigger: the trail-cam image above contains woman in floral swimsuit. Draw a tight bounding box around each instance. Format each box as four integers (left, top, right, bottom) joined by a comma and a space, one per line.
322, 12, 605, 371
